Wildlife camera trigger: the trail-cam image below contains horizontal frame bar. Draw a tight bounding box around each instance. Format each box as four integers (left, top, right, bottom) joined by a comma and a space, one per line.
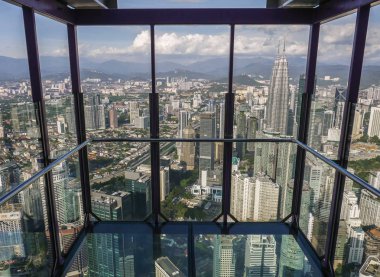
91, 137, 294, 143
74, 8, 315, 25
0, 140, 90, 207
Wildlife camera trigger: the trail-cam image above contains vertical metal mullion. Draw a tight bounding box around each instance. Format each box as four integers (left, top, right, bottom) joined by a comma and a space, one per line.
150, 25, 160, 224
221, 25, 235, 224
67, 23, 91, 226
324, 5, 370, 274
22, 6, 63, 271
291, 23, 320, 230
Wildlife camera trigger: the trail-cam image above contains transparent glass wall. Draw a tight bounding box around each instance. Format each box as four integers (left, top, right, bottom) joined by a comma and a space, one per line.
308, 13, 357, 158
231, 142, 296, 222
0, 177, 52, 276
35, 14, 77, 155
300, 152, 337, 256
160, 141, 223, 221
156, 25, 229, 140
77, 26, 151, 139
234, 25, 310, 141
52, 153, 84, 255
334, 179, 380, 276
0, 1, 43, 196
348, 5, 380, 183
88, 142, 152, 221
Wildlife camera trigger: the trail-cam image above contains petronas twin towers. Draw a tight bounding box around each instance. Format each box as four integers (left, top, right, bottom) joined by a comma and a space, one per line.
266, 41, 290, 135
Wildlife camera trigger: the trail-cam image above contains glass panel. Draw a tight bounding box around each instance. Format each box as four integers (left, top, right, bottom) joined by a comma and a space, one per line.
349, 5, 380, 181
89, 142, 152, 221
334, 179, 380, 276
308, 13, 357, 158
194, 234, 323, 276
65, 226, 189, 276
77, 26, 151, 139
231, 142, 296, 221
300, 152, 337, 256
0, 177, 52, 276
155, 26, 229, 139
0, 1, 43, 194
52, 153, 84, 255
234, 25, 309, 139
35, 14, 77, 154
160, 142, 223, 221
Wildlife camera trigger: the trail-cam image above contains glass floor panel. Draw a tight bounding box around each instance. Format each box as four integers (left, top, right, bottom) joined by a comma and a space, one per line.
64, 222, 324, 277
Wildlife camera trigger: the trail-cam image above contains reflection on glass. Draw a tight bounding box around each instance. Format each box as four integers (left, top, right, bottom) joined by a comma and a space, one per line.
78, 26, 151, 139
52, 153, 84, 255
160, 142, 223, 221
66, 227, 326, 277
0, 178, 52, 276
195, 234, 323, 277
0, 1, 42, 195
308, 13, 356, 158
88, 142, 152, 221
231, 142, 296, 222
334, 178, 380, 276
300, 152, 336, 257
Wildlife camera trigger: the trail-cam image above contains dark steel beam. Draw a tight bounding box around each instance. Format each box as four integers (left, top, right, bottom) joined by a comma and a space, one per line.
314, 0, 376, 23
6, 0, 75, 24
150, 25, 161, 225
74, 8, 315, 25
23, 6, 63, 271
67, 23, 92, 226
323, 4, 370, 274
221, 25, 235, 225
291, 23, 319, 230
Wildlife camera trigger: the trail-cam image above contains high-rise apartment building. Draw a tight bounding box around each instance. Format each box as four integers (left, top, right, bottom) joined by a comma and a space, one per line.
109, 105, 118, 129
231, 171, 255, 221
368, 106, 380, 138
181, 125, 196, 170
359, 190, 380, 227
213, 236, 235, 277
199, 112, 216, 173
155, 256, 185, 277
160, 166, 170, 202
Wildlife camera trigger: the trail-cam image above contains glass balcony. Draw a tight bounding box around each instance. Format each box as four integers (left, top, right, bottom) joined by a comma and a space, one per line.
1, 0, 380, 276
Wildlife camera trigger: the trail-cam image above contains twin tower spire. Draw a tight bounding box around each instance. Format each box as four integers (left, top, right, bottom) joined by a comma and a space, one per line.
277, 38, 287, 55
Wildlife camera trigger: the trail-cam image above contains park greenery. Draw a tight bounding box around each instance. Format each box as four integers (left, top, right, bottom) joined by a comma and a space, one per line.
161, 168, 208, 220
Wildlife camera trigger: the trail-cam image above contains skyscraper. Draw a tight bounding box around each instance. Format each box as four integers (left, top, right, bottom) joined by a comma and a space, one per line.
199, 112, 216, 173
266, 42, 290, 135
236, 111, 247, 159
368, 106, 380, 138
109, 105, 118, 129
247, 116, 257, 152
181, 125, 196, 170
244, 235, 277, 277
160, 166, 170, 202
155, 256, 185, 277
231, 171, 255, 221
213, 236, 235, 277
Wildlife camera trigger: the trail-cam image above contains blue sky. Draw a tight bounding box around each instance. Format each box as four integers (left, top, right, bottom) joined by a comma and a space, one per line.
1, 0, 380, 66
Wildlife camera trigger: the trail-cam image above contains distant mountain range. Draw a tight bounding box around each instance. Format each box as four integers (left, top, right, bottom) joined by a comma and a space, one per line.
1, 55, 379, 88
